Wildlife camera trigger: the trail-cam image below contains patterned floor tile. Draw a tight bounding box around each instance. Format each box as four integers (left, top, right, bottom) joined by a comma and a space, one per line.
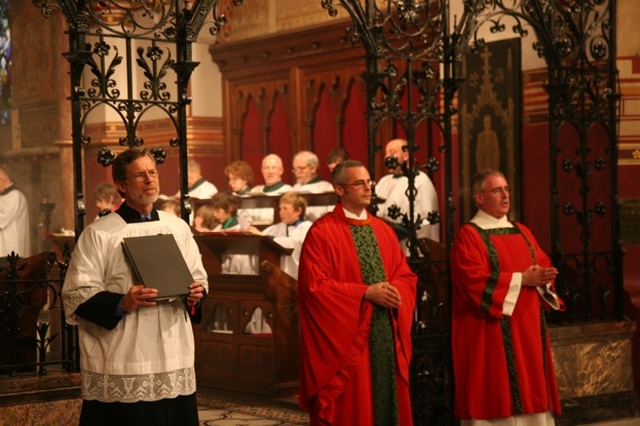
197, 390, 308, 426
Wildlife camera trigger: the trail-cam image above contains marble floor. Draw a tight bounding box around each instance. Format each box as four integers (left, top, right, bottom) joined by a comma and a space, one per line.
5, 384, 638, 426
0, 389, 307, 426
197, 390, 307, 426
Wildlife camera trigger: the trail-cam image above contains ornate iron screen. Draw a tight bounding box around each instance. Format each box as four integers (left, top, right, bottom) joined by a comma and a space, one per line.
34, 0, 242, 234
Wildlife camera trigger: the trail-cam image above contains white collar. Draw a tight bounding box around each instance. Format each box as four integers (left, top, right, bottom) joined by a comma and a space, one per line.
343, 207, 368, 220
470, 210, 513, 229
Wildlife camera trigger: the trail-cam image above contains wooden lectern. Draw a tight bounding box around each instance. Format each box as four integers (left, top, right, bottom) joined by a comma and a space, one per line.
44, 235, 76, 261
192, 232, 299, 397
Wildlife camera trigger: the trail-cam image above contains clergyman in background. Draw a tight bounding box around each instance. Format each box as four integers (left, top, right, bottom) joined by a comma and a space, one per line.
250, 153, 293, 225
0, 166, 31, 257
251, 153, 292, 195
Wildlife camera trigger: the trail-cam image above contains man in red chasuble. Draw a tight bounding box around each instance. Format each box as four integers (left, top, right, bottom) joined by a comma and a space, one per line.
297, 160, 417, 426
451, 169, 564, 426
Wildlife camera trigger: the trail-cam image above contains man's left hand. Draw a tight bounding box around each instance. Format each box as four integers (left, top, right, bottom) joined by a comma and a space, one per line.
187, 282, 206, 307
364, 282, 402, 308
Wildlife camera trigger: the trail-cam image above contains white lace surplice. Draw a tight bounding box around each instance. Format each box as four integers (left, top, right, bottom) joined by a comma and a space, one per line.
62, 212, 208, 403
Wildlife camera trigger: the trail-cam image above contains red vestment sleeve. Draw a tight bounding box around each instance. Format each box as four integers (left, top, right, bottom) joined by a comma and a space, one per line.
450, 224, 513, 318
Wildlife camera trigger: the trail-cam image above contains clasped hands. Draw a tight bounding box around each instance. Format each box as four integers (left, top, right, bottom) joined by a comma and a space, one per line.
521, 265, 558, 287
364, 282, 402, 308
122, 282, 205, 313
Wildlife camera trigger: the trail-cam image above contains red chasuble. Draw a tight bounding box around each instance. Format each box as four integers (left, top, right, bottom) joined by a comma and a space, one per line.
297, 204, 417, 425
450, 222, 563, 420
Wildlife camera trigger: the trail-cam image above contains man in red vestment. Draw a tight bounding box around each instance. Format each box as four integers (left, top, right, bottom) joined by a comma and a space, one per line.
450, 169, 564, 426
298, 160, 417, 426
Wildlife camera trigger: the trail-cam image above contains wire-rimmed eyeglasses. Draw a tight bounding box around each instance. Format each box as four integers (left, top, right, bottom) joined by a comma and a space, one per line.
127, 169, 161, 183
480, 186, 509, 195
340, 179, 375, 189
292, 165, 310, 173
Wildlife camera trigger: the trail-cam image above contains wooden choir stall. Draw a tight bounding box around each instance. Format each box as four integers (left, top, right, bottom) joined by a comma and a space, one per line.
192, 232, 299, 397
190, 191, 338, 396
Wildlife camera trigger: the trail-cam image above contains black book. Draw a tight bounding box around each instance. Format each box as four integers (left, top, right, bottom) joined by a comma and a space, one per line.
121, 234, 193, 302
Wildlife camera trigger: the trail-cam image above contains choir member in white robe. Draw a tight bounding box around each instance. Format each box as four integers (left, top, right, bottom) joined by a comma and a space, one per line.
251, 153, 293, 196
174, 159, 218, 199
250, 154, 293, 225
291, 150, 334, 221
376, 138, 440, 253
249, 191, 312, 280
211, 191, 258, 275
174, 159, 217, 225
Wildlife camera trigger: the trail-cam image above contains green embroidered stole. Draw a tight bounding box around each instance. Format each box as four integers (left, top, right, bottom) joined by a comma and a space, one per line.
350, 224, 399, 426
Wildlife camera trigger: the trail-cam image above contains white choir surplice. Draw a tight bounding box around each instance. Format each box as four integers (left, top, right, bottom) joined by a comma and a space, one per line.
175, 179, 218, 225
292, 179, 335, 222
62, 211, 208, 403
248, 182, 294, 225
375, 171, 440, 252
262, 220, 312, 280
0, 186, 31, 257
251, 183, 293, 195
188, 179, 218, 199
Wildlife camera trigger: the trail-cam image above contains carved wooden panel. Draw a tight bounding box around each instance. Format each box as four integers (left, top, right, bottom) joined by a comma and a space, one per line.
210, 21, 370, 184
621, 199, 640, 244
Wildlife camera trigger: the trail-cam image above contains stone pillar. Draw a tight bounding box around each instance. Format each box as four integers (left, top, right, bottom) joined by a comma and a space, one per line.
5, 3, 72, 249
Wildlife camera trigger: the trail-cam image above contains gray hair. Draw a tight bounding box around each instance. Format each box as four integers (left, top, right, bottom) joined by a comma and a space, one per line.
471, 169, 505, 194
294, 151, 319, 169
331, 159, 365, 185
187, 159, 202, 173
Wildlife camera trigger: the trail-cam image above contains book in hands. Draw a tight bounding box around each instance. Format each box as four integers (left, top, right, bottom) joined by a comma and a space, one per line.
121, 234, 194, 302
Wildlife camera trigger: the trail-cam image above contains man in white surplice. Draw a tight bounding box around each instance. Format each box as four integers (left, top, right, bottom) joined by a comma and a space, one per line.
62, 147, 208, 426
376, 138, 440, 253
291, 150, 334, 222
250, 153, 293, 225
0, 166, 31, 258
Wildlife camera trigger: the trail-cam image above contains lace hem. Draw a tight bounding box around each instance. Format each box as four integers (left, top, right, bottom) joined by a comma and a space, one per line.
81, 367, 196, 403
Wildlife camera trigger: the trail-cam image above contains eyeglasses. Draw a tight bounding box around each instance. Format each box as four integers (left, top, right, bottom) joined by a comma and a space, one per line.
292, 165, 310, 173
340, 179, 374, 189
127, 169, 161, 183
481, 186, 509, 195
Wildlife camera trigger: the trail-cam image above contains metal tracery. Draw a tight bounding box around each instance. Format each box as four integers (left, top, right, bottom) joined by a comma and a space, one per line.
34, 0, 242, 234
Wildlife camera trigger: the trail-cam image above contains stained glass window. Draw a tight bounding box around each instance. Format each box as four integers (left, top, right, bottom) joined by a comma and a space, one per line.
0, 0, 10, 125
